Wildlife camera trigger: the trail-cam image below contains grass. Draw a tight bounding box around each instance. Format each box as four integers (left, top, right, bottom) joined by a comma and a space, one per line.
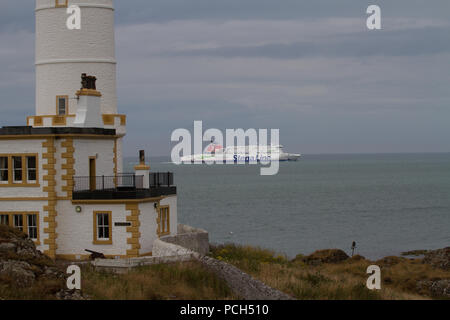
0, 278, 65, 300
1, 221, 447, 300
80, 261, 235, 300
210, 244, 450, 300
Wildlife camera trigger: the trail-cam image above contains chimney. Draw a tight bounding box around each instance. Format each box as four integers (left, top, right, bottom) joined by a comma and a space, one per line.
73, 74, 104, 128
134, 150, 150, 189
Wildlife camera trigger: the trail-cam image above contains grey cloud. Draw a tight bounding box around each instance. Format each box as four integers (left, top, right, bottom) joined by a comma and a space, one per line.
1, 1, 450, 155
160, 27, 450, 59
2, 0, 450, 31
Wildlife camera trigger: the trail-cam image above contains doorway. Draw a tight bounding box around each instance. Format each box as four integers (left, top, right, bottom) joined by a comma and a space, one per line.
89, 157, 96, 191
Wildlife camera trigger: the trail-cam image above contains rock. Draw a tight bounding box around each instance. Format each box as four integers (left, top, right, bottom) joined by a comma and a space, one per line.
56, 289, 86, 300
0, 260, 36, 287
423, 248, 450, 271
0, 242, 16, 253
417, 280, 450, 298
302, 249, 349, 265
0, 224, 87, 299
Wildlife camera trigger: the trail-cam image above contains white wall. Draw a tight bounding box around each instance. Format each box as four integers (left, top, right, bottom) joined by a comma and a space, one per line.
139, 202, 158, 254
56, 201, 129, 256
73, 138, 115, 178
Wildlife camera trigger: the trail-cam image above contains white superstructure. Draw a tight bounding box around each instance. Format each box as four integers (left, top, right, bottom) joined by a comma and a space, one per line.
181, 143, 301, 163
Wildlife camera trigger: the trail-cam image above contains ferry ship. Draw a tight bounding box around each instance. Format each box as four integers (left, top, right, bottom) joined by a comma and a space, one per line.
180, 143, 301, 163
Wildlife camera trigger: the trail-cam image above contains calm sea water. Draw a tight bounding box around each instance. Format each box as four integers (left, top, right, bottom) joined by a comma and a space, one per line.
125, 153, 450, 259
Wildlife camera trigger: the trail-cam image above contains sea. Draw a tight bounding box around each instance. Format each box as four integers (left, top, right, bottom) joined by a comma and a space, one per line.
125, 153, 450, 260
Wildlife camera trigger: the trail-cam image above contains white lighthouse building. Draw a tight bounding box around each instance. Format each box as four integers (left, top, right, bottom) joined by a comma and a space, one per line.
0, 0, 177, 260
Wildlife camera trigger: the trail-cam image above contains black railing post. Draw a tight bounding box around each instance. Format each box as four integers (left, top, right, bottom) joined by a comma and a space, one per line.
102, 175, 105, 190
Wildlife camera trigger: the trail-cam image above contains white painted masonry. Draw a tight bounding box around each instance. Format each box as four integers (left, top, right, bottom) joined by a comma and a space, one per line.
138, 202, 159, 254
35, 0, 117, 115
56, 202, 129, 257
73, 139, 115, 179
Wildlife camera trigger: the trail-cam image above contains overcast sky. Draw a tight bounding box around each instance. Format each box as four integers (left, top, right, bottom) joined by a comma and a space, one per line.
1, 1, 450, 156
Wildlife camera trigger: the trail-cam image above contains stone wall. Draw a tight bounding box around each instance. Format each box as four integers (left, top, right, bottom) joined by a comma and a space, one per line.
152, 239, 198, 258
158, 224, 209, 255
198, 256, 294, 300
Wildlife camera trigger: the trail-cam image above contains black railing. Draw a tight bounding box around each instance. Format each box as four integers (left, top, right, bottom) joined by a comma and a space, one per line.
149, 172, 174, 187
73, 174, 144, 192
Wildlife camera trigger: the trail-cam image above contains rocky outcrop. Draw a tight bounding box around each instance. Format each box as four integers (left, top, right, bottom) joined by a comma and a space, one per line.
0, 225, 62, 287
302, 249, 349, 265
417, 280, 450, 298
423, 247, 450, 270
0, 225, 83, 299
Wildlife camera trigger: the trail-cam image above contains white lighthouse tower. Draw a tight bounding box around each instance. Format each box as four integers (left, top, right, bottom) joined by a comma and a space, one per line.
32, 0, 125, 171
35, 0, 116, 115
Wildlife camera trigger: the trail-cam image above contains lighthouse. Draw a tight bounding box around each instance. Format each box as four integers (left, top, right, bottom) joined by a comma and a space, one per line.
0, 0, 178, 260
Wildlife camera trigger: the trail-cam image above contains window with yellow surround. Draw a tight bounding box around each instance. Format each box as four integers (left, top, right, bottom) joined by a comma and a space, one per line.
158, 206, 170, 236
56, 95, 68, 116
93, 211, 112, 244
0, 212, 39, 244
0, 154, 38, 187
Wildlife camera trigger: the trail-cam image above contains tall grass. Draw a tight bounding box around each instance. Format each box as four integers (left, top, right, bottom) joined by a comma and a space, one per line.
210, 244, 448, 300
0, 278, 65, 300
81, 261, 235, 300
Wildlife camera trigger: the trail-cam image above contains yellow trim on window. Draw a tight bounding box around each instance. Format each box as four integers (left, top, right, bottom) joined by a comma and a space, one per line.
0, 212, 40, 245
0, 153, 39, 187
157, 205, 170, 237
55, 0, 68, 8
93, 211, 113, 245
56, 95, 69, 116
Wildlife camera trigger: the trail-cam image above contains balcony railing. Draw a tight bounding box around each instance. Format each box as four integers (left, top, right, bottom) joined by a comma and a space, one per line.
149, 172, 174, 187
73, 173, 144, 192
